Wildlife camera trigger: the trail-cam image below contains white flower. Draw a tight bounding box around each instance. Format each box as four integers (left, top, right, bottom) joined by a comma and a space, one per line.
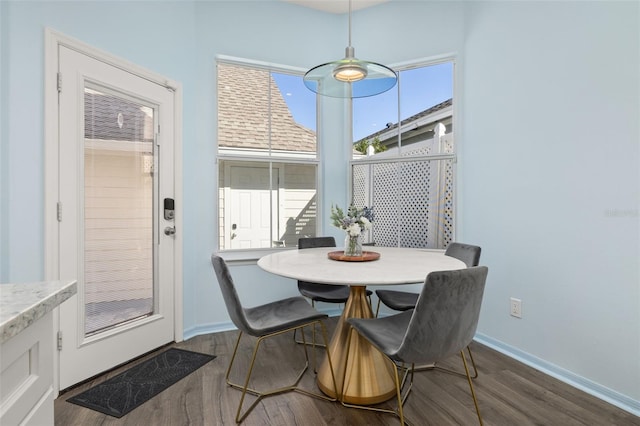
331, 204, 374, 236
347, 223, 361, 236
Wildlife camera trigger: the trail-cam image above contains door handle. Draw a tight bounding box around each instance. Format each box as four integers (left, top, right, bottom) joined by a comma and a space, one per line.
164, 226, 176, 236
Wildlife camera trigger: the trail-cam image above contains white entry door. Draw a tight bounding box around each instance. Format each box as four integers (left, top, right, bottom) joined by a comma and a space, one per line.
57, 45, 176, 389
227, 165, 279, 249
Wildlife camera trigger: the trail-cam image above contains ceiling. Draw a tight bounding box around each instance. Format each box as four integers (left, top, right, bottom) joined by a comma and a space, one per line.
282, 0, 390, 14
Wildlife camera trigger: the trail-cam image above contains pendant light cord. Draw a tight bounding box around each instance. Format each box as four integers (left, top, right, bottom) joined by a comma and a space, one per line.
348, 0, 352, 47
302, 0, 397, 97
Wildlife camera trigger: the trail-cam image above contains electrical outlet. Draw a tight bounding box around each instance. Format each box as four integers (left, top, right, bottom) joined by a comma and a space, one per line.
510, 297, 522, 318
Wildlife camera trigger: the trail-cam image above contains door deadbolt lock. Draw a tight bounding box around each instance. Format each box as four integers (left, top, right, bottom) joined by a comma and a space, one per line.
164, 226, 176, 236
164, 198, 175, 220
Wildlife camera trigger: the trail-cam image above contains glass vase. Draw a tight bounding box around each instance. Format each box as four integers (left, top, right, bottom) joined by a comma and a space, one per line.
344, 234, 363, 257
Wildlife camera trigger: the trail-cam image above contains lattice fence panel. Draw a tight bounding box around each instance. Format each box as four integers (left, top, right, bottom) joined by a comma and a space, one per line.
372, 163, 399, 247
440, 158, 454, 248
351, 164, 374, 243
401, 142, 432, 157
352, 164, 368, 208
351, 131, 455, 249
399, 160, 432, 248
442, 134, 454, 154
351, 158, 455, 249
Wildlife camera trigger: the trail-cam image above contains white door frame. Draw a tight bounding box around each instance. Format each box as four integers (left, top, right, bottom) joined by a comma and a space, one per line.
43, 28, 183, 395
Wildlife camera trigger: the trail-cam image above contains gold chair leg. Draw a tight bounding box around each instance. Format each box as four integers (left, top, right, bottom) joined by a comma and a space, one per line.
293, 323, 327, 348
293, 300, 328, 348
223, 331, 266, 422
339, 328, 414, 425
415, 345, 478, 379
466, 345, 479, 378
460, 350, 483, 426
392, 361, 405, 425
316, 321, 339, 399
286, 321, 338, 402
225, 321, 337, 423
225, 331, 243, 387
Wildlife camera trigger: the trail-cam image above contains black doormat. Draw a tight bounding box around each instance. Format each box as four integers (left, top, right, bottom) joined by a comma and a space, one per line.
67, 348, 216, 418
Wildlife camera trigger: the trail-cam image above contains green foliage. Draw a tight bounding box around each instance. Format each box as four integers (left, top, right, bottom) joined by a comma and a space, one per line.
330, 205, 346, 229
330, 204, 374, 231
354, 136, 387, 155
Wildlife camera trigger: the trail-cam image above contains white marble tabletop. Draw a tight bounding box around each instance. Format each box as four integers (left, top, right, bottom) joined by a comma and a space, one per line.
0, 280, 77, 344
257, 246, 466, 285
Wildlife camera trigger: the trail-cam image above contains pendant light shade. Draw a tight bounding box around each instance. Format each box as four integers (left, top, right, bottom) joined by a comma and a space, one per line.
303, 1, 397, 98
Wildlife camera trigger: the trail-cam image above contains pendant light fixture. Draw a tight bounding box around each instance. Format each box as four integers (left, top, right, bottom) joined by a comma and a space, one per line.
303, 0, 397, 98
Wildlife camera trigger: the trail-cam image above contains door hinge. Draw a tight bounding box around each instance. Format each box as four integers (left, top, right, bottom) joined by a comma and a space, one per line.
57, 72, 62, 93
57, 331, 63, 351
57, 201, 62, 222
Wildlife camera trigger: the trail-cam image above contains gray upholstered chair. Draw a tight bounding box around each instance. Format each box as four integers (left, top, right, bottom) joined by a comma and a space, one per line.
374, 242, 482, 377
344, 266, 489, 425
211, 254, 337, 423
375, 242, 481, 314
295, 236, 372, 346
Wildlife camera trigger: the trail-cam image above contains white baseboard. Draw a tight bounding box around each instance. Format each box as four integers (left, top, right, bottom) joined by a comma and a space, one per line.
474, 333, 640, 418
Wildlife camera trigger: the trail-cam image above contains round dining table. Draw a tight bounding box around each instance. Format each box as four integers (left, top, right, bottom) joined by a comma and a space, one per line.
257, 246, 466, 405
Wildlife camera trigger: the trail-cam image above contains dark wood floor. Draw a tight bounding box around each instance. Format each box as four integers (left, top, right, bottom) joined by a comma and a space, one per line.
55, 317, 639, 425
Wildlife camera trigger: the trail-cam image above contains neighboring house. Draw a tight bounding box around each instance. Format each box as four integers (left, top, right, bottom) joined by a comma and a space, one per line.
353, 98, 454, 249
217, 65, 317, 249
217, 67, 315, 156
356, 98, 452, 151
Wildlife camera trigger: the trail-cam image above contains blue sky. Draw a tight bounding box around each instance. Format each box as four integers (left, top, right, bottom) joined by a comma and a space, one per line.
273, 61, 453, 142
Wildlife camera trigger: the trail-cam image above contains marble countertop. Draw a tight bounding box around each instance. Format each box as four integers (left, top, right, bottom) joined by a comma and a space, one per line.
0, 280, 77, 344
258, 247, 466, 285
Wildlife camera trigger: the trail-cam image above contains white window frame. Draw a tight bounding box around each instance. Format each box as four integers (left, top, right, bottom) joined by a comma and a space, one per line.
350, 55, 458, 249
215, 56, 321, 262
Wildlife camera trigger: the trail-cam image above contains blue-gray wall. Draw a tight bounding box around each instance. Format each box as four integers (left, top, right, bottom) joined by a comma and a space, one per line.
0, 0, 637, 414
461, 1, 639, 407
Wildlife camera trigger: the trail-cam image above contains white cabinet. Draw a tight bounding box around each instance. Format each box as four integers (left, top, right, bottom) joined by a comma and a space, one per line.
1, 311, 54, 425
0, 280, 76, 426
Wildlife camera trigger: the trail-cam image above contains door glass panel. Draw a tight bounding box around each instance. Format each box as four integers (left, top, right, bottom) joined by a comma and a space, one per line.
83, 86, 155, 335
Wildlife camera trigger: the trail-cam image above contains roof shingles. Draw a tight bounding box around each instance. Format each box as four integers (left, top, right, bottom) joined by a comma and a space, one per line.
217, 64, 316, 153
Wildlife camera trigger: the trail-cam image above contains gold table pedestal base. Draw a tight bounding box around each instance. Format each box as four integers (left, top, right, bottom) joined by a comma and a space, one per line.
317, 286, 397, 405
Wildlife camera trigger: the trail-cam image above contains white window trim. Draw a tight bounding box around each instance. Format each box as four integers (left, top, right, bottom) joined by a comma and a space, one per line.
350, 54, 459, 247
215, 56, 321, 262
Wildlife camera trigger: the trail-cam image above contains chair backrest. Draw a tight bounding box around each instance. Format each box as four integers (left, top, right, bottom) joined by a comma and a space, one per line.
394, 266, 488, 364
444, 242, 481, 267
298, 236, 336, 250
297, 237, 337, 290
211, 254, 252, 334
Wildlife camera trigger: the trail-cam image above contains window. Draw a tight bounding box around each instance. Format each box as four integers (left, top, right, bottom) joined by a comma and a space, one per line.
351, 61, 455, 249
217, 60, 318, 251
